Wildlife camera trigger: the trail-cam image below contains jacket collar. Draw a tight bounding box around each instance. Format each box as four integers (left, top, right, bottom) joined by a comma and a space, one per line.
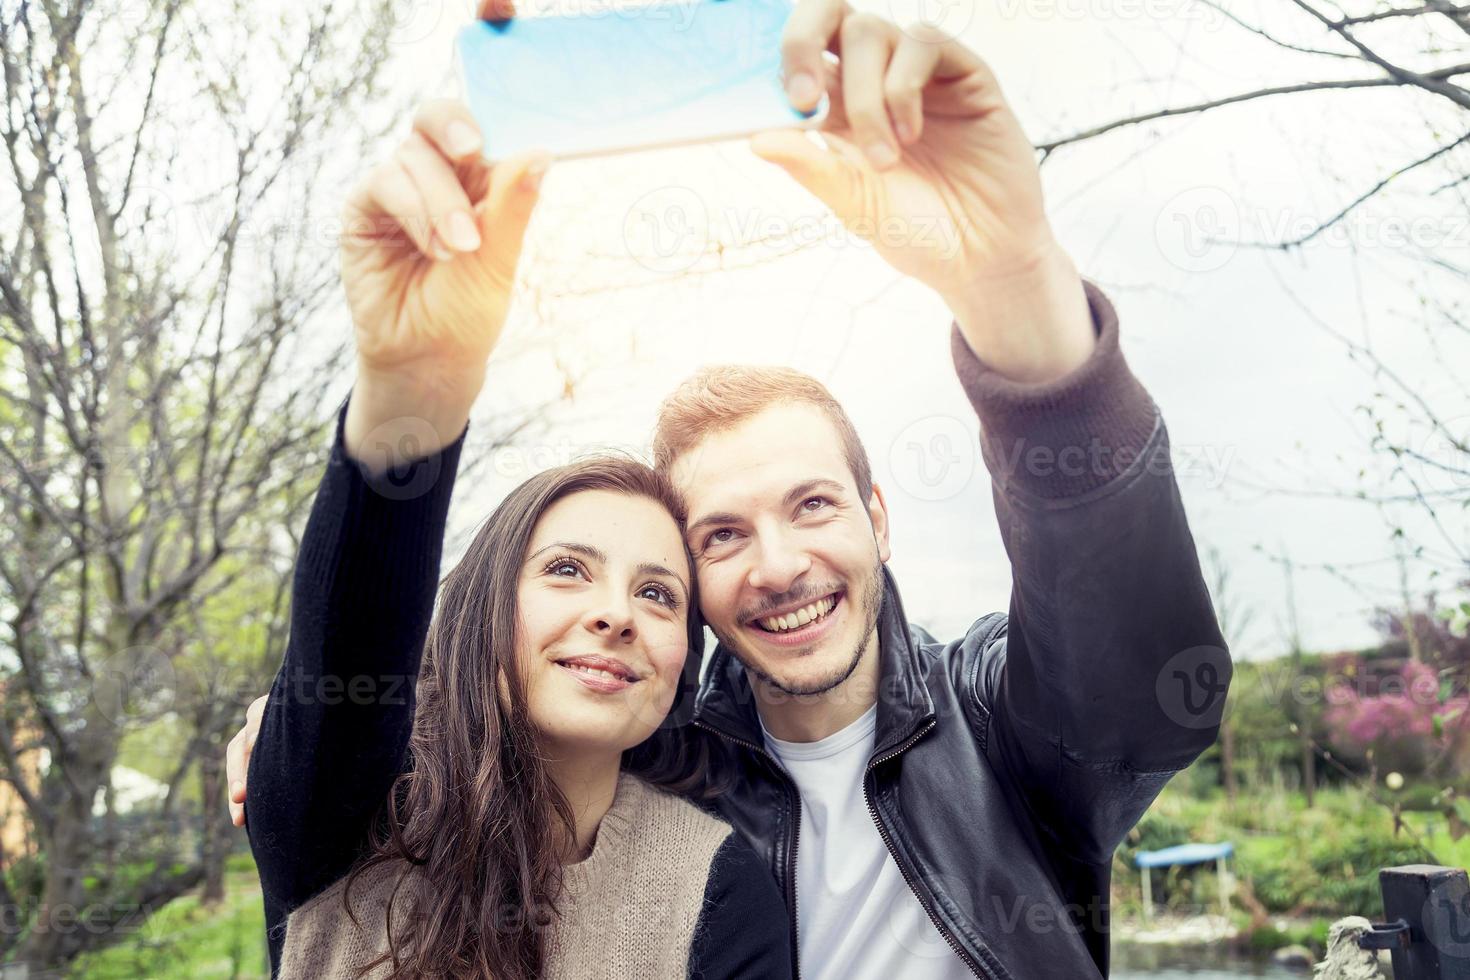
692, 566, 936, 760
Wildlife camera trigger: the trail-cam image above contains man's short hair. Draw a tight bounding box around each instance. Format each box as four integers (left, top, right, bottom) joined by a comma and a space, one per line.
651, 365, 874, 498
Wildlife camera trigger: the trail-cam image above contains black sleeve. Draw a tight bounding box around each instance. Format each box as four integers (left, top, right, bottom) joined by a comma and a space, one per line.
687, 833, 793, 980
950, 279, 1231, 865
245, 395, 465, 975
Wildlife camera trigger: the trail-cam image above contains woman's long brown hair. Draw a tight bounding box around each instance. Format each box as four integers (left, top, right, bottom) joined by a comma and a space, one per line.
344, 455, 734, 979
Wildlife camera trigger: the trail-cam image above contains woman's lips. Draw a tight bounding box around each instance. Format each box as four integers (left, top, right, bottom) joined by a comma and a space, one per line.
555, 656, 638, 694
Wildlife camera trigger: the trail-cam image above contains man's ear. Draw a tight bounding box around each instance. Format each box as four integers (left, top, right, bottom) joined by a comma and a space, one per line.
866, 483, 892, 564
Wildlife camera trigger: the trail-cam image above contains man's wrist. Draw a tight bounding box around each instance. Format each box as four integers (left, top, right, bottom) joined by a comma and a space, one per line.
941, 243, 1096, 385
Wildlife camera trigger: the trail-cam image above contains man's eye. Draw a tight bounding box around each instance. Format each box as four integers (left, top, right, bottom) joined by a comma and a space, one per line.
802, 497, 829, 511
707, 529, 736, 546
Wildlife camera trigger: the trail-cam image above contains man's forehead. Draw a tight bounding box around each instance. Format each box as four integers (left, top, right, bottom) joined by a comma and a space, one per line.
669, 403, 852, 511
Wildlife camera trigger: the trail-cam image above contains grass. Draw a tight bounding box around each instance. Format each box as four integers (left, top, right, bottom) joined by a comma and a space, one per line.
66, 859, 268, 980
51, 784, 1470, 974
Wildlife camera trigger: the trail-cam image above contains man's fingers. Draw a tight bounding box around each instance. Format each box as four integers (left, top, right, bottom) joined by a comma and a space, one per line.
226, 694, 268, 828
396, 132, 482, 255
838, 14, 901, 168
884, 33, 942, 146
226, 732, 247, 827
780, 0, 849, 110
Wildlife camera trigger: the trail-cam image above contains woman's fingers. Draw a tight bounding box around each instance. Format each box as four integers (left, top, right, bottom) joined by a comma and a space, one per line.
411, 99, 486, 171
466, 150, 552, 287
396, 131, 482, 256
342, 157, 442, 261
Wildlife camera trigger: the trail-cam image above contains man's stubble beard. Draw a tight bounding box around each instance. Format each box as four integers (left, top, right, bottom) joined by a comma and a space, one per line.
713, 558, 885, 698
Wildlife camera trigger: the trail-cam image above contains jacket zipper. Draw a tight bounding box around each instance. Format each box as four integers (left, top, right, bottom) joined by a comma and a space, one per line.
693, 720, 804, 980
863, 718, 989, 979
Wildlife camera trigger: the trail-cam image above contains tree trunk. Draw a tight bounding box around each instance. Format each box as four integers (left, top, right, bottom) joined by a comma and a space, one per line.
1221, 719, 1237, 803
1300, 730, 1317, 808
199, 739, 227, 907
17, 785, 99, 967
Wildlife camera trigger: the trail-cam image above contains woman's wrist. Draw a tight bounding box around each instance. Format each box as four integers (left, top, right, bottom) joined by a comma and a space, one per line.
343, 361, 483, 475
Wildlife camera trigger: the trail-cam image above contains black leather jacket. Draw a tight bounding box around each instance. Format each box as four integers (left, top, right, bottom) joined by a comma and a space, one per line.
690, 409, 1232, 980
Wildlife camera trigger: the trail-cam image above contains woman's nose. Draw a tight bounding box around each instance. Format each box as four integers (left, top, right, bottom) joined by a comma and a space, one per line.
586, 597, 637, 642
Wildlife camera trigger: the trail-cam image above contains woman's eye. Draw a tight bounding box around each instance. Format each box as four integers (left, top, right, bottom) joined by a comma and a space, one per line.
547, 559, 585, 579
638, 584, 677, 607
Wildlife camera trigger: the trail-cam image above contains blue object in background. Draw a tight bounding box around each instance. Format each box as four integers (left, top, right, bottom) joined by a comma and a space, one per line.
456, 0, 826, 162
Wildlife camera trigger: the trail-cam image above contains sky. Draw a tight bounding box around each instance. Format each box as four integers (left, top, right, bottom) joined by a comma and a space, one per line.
327, 0, 1468, 660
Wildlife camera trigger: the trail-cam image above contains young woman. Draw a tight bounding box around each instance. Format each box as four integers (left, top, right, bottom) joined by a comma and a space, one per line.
240, 97, 790, 978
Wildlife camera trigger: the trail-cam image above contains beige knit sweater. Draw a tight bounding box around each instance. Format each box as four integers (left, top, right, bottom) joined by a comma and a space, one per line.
277, 772, 734, 979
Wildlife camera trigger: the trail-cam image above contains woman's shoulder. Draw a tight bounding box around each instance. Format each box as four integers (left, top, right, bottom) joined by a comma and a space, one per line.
614, 772, 734, 835
286, 857, 424, 925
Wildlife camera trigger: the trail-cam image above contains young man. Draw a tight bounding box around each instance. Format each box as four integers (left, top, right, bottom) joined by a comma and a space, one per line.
228, 1, 1231, 976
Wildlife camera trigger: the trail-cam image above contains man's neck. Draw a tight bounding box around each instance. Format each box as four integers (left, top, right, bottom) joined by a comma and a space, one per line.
755, 629, 881, 743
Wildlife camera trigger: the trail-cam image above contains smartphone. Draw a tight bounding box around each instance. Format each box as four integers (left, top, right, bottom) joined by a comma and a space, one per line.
455, 0, 829, 163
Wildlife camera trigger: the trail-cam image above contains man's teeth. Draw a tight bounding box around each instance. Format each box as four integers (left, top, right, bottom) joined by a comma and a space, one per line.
563, 663, 629, 682
758, 595, 837, 634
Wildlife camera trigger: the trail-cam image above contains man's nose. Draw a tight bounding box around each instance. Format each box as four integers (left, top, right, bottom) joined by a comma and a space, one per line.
747, 529, 813, 595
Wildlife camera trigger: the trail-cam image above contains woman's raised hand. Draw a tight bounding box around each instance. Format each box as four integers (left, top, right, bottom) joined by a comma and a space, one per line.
339, 98, 550, 471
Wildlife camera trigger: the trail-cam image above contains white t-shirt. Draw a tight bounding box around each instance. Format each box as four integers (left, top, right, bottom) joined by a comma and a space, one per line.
761, 704, 973, 980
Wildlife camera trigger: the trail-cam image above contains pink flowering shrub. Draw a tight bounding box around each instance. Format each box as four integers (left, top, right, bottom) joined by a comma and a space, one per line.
1325, 661, 1470, 776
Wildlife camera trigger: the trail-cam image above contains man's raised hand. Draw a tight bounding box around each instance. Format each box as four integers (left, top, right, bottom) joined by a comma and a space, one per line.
749, 2, 1095, 383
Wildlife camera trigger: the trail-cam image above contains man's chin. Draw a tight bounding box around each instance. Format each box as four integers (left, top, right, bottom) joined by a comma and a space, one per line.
726, 638, 866, 698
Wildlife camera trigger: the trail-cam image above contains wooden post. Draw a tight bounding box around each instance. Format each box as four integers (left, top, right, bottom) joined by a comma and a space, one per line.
1141, 867, 1152, 922
1375, 865, 1470, 978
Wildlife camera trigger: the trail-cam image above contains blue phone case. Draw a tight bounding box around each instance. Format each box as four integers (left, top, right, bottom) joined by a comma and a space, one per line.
456, 0, 827, 162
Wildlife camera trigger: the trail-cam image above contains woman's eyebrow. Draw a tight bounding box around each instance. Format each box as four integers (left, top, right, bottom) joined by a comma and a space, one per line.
637, 562, 689, 594
526, 543, 688, 592
526, 541, 606, 564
